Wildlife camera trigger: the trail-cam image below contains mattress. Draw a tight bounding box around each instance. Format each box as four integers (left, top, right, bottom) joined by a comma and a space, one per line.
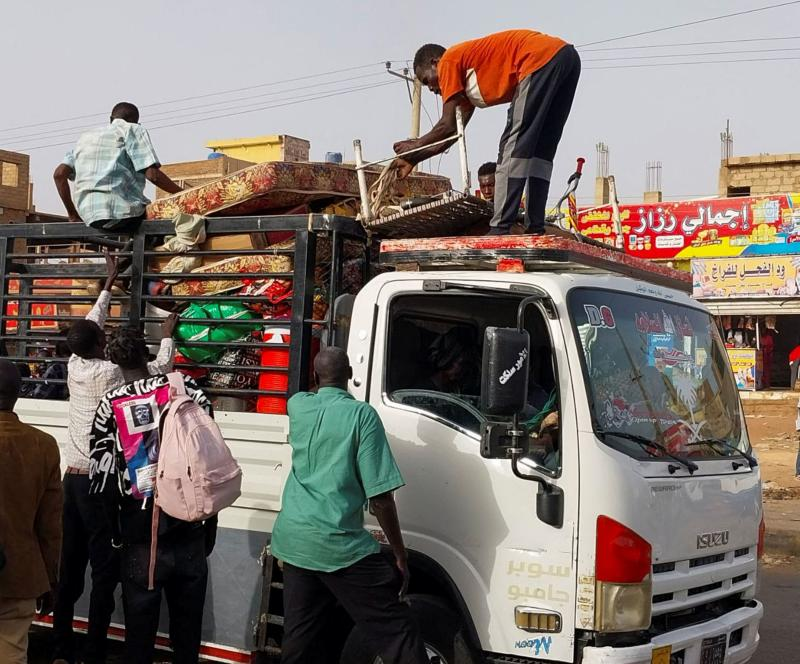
146, 161, 451, 220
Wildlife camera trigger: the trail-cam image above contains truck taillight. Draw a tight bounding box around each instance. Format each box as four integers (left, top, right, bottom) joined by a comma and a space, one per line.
595, 516, 652, 632
757, 514, 765, 559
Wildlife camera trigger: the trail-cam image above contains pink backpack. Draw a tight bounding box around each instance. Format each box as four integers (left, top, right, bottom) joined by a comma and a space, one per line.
155, 372, 242, 521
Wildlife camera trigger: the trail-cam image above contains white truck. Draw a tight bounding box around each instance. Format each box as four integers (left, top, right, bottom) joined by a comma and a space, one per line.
6, 217, 762, 664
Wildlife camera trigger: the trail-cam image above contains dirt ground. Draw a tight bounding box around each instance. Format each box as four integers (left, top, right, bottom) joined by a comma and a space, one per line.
744, 398, 800, 498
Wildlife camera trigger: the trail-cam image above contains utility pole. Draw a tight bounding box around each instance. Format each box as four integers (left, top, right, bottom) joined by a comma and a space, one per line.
387, 62, 423, 170
608, 175, 624, 249
410, 78, 422, 140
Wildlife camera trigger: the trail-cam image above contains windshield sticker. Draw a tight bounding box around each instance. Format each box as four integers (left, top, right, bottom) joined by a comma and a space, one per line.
663, 420, 706, 453
636, 311, 694, 337
655, 347, 692, 368
600, 396, 680, 430
671, 369, 699, 411
584, 304, 616, 329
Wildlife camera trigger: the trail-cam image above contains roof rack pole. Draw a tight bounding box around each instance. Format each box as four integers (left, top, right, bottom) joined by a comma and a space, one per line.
456, 106, 471, 194
353, 139, 372, 223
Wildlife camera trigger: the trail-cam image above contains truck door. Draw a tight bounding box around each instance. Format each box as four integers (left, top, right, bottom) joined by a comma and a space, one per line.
348, 276, 580, 661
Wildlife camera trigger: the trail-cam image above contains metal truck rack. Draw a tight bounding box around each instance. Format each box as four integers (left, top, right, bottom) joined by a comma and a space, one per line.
379, 234, 693, 294
0, 215, 368, 406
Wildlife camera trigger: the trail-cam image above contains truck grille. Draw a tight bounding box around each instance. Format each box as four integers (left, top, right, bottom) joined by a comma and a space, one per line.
650, 546, 756, 616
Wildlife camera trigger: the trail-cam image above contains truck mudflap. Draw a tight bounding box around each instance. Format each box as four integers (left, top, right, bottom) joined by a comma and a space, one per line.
581, 601, 763, 664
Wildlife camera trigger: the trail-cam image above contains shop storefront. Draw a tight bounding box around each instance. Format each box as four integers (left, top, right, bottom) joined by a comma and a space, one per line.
573, 193, 800, 390
692, 254, 800, 390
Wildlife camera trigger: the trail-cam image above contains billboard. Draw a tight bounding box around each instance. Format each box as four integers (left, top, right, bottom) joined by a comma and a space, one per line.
576, 193, 800, 260
691, 255, 800, 298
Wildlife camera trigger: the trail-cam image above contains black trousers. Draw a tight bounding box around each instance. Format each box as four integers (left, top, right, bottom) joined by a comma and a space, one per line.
52, 472, 120, 664
281, 553, 428, 664
490, 45, 581, 234
120, 528, 208, 664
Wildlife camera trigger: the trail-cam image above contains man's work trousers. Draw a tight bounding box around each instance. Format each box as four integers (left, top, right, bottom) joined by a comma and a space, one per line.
0, 598, 36, 664
52, 472, 120, 664
490, 44, 581, 234
281, 553, 429, 664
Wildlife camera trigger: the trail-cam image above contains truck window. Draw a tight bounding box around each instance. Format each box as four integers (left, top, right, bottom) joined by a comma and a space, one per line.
384, 293, 560, 469
568, 288, 747, 461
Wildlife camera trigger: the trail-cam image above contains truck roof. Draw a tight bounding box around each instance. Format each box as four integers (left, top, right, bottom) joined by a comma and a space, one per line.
379, 235, 692, 294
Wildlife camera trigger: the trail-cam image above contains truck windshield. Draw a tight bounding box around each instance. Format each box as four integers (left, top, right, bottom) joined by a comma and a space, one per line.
569, 288, 747, 462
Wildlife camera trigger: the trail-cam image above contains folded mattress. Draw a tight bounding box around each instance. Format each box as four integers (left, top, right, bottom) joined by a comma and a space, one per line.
146, 161, 451, 220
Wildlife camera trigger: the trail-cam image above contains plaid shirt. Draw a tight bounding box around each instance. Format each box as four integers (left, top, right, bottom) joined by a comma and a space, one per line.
62, 119, 160, 226
64, 291, 175, 470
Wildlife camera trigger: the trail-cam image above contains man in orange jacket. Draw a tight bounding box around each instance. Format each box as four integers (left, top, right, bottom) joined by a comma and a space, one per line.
393, 30, 580, 236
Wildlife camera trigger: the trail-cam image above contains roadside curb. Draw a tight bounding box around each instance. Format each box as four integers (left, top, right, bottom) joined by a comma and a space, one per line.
765, 528, 800, 557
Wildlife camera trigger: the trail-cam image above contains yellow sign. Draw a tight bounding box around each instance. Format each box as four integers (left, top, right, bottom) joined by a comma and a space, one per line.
692, 255, 800, 298
727, 348, 762, 391
651, 645, 672, 664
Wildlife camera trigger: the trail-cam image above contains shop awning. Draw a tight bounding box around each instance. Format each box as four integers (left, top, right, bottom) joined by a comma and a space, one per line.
697, 298, 800, 316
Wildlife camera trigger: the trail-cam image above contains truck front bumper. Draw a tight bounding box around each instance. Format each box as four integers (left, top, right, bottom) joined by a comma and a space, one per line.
582, 600, 763, 664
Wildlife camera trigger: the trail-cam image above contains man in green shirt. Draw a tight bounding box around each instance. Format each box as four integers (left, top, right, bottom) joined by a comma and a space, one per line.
271, 348, 427, 664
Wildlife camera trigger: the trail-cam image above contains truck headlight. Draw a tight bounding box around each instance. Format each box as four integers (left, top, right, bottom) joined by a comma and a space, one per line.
594, 516, 652, 632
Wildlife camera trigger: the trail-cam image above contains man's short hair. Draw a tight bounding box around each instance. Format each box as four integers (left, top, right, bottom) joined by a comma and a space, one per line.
314, 347, 351, 384
107, 327, 148, 370
67, 320, 103, 359
111, 102, 139, 123
478, 162, 497, 177
413, 44, 446, 72
0, 359, 21, 402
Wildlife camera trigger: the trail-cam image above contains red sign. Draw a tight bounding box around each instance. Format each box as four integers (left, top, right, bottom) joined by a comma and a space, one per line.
576, 194, 800, 260
4, 301, 59, 333
4, 278, 70, 333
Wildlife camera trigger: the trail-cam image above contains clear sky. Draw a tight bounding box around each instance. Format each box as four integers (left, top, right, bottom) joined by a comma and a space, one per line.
2, 0, 799, 214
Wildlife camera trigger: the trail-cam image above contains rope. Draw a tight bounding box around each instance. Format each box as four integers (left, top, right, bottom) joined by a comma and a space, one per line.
367, 165, 403, 219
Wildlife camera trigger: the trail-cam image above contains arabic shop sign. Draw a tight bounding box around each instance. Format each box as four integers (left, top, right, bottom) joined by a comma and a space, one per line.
576, 194, 800, 260
692, 255, 800, 298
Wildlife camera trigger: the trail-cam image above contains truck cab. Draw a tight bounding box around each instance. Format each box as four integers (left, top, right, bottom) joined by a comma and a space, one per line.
342, 235, 763, 663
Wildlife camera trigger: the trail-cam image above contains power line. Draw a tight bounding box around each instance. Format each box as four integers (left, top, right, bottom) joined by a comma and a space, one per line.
2, 72, 389, 145
577, 1, 800, 47
583, 46, 800, 62
581, 35, 800, 51
0, 61, 388, 134
584, 55, 800, 70
17, 81, 399, 152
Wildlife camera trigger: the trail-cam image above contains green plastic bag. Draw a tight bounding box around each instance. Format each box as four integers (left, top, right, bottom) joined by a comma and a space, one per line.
176, 302, 261, 363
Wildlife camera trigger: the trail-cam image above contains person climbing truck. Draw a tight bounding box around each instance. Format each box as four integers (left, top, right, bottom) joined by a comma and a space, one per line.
392, 29, 581, 235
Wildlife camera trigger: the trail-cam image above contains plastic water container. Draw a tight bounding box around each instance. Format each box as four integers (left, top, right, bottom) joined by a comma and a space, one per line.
257, 328, 291, 414
325, 152, 343, 164
207, 152, 224, 160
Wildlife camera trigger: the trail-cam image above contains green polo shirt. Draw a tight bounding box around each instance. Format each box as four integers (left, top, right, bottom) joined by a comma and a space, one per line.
271, 387, 405, 572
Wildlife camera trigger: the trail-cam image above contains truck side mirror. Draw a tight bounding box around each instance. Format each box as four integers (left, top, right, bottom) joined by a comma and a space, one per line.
480, 327, 530, 416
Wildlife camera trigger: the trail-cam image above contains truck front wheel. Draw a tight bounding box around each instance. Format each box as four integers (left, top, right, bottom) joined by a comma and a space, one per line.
340, 593, 478, 664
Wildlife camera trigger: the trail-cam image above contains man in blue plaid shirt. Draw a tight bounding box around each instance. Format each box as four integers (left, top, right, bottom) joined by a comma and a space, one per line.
53, 102, 182, 237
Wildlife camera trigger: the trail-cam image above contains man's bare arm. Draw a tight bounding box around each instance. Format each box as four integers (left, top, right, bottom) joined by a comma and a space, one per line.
53, 164, 82, 222
369, 491, 410, 597
144, 166, 183, 195
394, 96, 474, 166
